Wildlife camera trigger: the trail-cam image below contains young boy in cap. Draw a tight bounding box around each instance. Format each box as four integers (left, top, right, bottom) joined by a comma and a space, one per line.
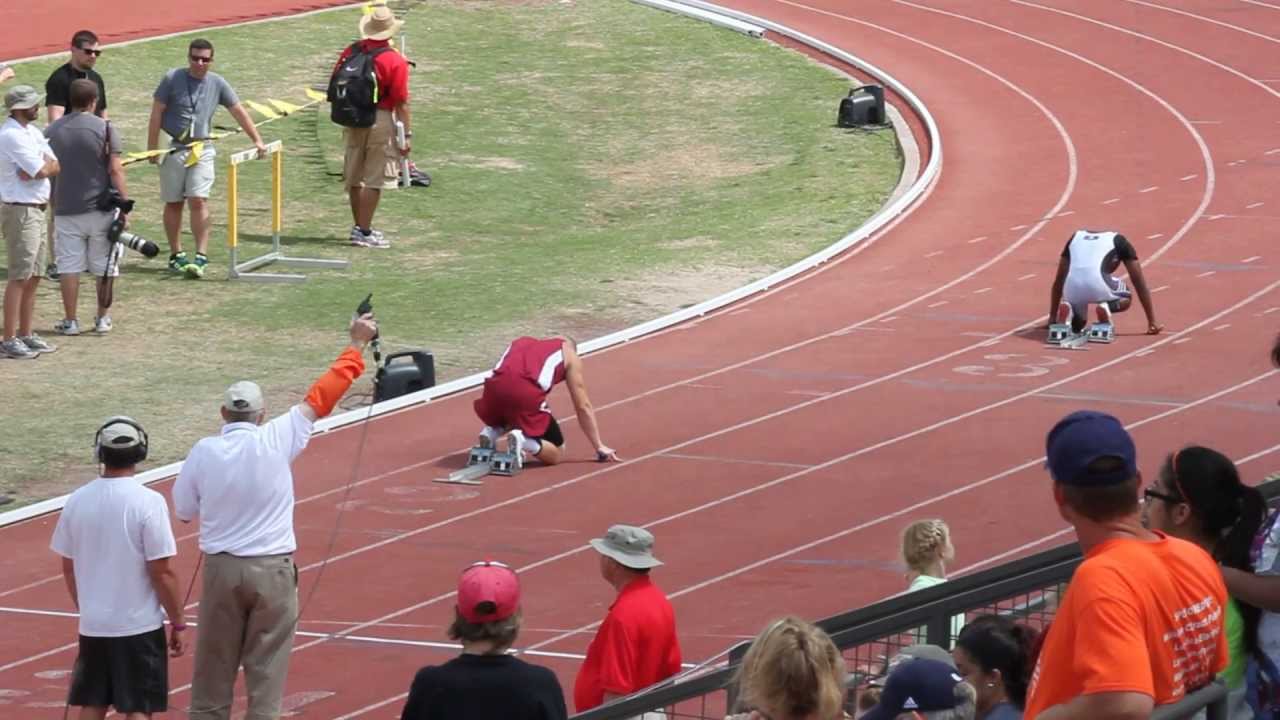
860, 658, 974, 720
400, 560, 567, 720
575, 524, 682, 712
1023, 410, 1228, 720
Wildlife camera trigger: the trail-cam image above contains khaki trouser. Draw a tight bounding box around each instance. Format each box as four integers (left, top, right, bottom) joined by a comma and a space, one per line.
189, 553, 298, 720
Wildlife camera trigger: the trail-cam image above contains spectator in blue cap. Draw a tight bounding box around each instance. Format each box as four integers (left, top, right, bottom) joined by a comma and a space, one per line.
1024, 410, 1228, 720
860, 658, 975, 720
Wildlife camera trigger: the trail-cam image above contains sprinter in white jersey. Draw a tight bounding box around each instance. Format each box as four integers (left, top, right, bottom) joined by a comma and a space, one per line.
1048, 229, 1163, 335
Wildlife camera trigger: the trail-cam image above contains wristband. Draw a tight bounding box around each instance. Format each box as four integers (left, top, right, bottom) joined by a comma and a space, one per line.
304, 346, 366, 418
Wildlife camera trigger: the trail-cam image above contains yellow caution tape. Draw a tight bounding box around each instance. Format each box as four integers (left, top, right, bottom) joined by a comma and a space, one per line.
305, 88, 327, 102
184, 142, 205, 167
246, 100, 281, 120
268, 99, 303, 115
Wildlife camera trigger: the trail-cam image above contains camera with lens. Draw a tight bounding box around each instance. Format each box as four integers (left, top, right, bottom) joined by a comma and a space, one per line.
99, 192, 159, 259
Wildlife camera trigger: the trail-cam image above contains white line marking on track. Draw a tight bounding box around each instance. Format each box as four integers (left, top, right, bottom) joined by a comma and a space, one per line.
1264, 307, 1280, 315
1136, 349, 1156, 357
973, 287, 993, 294
1147, 233, 1164, 239
928, 300, 949, 308
1213, 324, 1232, 331
1103, 197, 1121, 204
663, 453, 816, 469
925, 250, 944, 258
1266, 149, 1280, 156
1152, 285, 1170, 293
1189, 120, 1222, 125
1247, 202, 1265, 209
880, 316, 899, 322
516, 369, 1280, 659
1198, 270, 1218, 277
1057, 210, 1075, 217
1140, 186, 1160, 193
1244, 256, 1262, 263
1010, 224, 1028, 231
968, 236, 988, 243
1181, 174, 1199, 180
1174, 337, 1194, 345
1018, 273, 1037, 281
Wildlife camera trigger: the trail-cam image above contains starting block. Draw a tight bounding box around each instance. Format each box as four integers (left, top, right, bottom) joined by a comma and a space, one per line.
1046, 323, 1089, 350
435, 445, 522, 485
1087, 322, 1114, 343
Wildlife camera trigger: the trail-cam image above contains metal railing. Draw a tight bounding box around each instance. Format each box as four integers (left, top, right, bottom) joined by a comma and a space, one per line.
573, 477, 1280, 720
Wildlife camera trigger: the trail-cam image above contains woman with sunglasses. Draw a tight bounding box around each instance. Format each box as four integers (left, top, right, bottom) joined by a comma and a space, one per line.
1140, 446, 1267, 720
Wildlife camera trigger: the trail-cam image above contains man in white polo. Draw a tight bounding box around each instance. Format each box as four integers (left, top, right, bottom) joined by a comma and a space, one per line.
173, 312, 376, 720
0, 84, 60, 358
51, 416, 187, 718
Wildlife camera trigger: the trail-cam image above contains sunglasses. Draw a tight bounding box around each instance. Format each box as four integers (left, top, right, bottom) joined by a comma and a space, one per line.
1143, 488, 1183, 504
189, 55, 213, 64
77, 47, 102, 56
468, 560, 511, 570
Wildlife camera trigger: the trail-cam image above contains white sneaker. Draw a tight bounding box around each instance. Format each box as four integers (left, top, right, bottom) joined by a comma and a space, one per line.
19, 334, 56, 353
94, 316, 112, 334
54, 319, 81, 336
504, 429, 526, 471
1, 337, 38, 359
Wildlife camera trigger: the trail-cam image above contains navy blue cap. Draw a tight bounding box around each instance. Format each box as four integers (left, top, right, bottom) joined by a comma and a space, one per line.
1045, 410, 1138, 486
863, 658, 964, 720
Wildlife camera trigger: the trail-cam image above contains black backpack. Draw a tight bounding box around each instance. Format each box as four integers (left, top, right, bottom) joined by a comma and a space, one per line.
327, 42, 392, 128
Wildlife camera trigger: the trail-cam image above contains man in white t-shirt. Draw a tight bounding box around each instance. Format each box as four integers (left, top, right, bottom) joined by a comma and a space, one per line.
50, 416, 186, 718
173, 312, 376, 720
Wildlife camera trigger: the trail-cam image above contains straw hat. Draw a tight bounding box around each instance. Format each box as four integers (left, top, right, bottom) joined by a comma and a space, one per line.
360, 5, 404, 41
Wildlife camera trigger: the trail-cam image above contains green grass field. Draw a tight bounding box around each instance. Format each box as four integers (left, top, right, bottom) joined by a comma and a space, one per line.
1, 0, 902, 507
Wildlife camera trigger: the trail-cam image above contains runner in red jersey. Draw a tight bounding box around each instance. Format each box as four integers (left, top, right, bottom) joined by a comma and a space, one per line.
473, 336, 619, 469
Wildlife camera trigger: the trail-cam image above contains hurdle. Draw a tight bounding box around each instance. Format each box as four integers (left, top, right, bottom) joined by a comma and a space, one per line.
226, 140, 350, 282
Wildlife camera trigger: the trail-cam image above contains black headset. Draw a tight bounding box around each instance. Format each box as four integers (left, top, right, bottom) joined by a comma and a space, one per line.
93, 416, 149, 465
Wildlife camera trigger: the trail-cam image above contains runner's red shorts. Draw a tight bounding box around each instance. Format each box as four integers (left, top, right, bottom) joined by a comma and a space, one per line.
473, 374, 554, 438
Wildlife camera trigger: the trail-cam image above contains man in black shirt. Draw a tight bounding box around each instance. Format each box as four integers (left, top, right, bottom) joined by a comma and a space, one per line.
400, 560, 567, 720
43, 30, 108, 281
46, 30, 108, 123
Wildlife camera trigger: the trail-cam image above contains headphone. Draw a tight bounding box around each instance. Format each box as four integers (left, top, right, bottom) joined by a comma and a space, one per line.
93, 416, 149, 465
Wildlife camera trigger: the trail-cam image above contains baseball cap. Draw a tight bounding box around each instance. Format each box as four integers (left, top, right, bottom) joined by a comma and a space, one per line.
456, 561, 520, 624
862, 658, 965, 720
4, 85, 42, 111
99, 418, 143, 449
590, 524, 663, 569
1044, 410, 1137, 486
223, 381, 264, 413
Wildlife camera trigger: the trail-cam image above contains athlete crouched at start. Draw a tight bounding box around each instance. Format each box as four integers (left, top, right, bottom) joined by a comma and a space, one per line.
1048, 229, 1163, 335
473, 336, 619, 469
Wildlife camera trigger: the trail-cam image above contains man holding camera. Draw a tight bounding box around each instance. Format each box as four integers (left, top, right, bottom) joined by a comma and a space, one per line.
46, 78, 128, 335
0, 84, 59, 359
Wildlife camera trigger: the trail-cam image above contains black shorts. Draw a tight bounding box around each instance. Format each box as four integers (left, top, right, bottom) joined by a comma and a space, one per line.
530, 416, 564, 448
68, 627, 168, 713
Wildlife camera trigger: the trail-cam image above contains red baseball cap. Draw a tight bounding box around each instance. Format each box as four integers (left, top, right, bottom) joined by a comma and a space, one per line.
456, 560, 520, 623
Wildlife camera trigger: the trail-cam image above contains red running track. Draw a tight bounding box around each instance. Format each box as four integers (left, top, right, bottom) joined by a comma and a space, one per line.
3, 0, 1279, 716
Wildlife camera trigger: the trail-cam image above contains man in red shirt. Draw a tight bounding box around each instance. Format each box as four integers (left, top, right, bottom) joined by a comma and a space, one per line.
574, 525, 682, 712
473, 335, 619, 470
330, 5, 410, 248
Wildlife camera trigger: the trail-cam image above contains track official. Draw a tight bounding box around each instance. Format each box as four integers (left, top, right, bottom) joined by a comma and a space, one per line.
173, 312, 377, 720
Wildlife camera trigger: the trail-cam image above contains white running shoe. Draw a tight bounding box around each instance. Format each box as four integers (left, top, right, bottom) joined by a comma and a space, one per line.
504, 429, 526, 471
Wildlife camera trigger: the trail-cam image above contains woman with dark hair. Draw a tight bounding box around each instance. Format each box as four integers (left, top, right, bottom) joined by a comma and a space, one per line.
951, 615, 1038, 720
1141, 446, 1268, 719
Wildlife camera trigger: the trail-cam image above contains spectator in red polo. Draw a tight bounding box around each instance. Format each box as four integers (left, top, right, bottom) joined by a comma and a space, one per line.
574, 524, 683, 713
329, 4, 411, 248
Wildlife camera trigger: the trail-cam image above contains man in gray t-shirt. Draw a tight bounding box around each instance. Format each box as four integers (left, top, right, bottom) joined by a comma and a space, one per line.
146, 38, 266, 280
45, 78, 128, 336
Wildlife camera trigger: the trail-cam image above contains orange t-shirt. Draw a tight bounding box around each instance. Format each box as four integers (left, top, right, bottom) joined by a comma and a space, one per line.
1023, 532, 1228, 720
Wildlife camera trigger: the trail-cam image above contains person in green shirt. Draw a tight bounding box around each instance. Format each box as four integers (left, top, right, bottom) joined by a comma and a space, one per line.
1141, 445, 1267, 717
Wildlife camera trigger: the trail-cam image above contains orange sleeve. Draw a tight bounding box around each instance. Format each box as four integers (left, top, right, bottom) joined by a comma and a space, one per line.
305, 346, 365, 418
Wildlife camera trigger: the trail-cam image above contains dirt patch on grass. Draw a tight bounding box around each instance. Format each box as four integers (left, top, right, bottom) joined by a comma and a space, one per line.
597, 143, 774, 192
444, 154, 527, 171
605, 263, 761, 322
